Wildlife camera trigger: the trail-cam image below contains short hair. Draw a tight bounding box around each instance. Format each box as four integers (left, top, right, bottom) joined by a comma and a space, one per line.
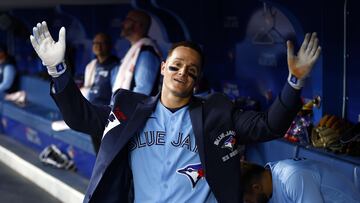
94, 32, 112, 45
167, 41, 204, 69
130, 10, 152, 35
240, 161, 266, 194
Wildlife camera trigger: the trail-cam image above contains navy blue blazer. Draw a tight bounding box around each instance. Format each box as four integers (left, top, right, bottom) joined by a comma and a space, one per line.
51, 77, 301, 203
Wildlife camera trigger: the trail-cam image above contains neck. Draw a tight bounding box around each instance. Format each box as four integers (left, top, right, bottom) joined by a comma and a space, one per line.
160, 90, 191, 109
128, 34, 145, 45
97, 55, 109, 64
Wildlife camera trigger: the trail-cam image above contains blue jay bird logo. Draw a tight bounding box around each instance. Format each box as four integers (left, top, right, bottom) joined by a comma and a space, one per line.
177, 163, 204, 188
221, 135, 236, 151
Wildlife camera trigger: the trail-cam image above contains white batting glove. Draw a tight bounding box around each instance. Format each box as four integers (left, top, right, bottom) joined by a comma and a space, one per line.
30, 21, 66, 78
287, 32, 321, 89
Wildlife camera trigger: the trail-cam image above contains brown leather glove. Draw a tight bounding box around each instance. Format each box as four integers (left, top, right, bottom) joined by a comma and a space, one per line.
311, 115, 347, 152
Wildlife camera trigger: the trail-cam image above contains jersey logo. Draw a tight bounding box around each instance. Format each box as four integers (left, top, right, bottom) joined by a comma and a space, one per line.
221, 135, 236, 151
177, 163, 204, 188
103, 107, 126, 138
103, 111, 121, 138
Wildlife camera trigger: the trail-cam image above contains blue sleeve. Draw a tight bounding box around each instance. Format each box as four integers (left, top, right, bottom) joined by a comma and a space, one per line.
53, 68, 71, 93
285, 172, 324, 203
0, 64, 16, 92
132, 49, 160, 95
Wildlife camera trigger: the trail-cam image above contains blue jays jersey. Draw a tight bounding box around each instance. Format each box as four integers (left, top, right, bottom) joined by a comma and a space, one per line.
266, 158, 360, 203
88, 56, 118, 105
129, 101, 217, 203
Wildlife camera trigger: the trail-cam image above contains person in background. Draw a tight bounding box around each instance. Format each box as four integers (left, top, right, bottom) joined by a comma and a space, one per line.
77, 33, 119, 153
80, 33, 119, 105
240, 158, 360, 203
0, 43, 18, 97
111, 10, 161, 96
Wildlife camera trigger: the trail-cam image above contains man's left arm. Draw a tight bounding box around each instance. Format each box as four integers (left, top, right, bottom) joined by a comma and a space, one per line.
234, 33, 321, 143
268, 32, 322, 134
132, 48, 160, 95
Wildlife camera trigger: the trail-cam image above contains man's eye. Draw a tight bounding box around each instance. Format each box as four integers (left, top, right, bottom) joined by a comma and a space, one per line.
188, 72, 198, 81
189, 69, 196, 75
169, 66, 179, 71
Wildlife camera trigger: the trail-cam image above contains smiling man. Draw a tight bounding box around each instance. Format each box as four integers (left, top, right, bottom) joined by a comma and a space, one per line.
30, 21, 320, 203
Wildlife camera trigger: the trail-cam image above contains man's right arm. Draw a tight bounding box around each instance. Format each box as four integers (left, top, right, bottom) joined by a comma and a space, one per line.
30, 21, 110, 138
51, 68, 110, 137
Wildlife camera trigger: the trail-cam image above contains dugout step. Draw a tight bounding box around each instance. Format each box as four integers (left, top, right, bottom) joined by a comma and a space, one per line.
0, 134, 88, 203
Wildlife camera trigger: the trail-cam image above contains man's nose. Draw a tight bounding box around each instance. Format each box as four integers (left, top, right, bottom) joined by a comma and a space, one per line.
177, 67, 188, 76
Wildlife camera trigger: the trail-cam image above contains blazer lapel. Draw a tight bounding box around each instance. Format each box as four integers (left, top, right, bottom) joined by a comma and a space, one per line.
103, 95, 159, 165
189, 97, 206, 171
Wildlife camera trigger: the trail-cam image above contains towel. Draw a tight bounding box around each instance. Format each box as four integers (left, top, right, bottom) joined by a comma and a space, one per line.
80, 59, 97, 98
112, 38, 160, 93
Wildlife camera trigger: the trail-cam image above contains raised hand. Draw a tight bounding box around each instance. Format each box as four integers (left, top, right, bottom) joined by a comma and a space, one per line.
30, 21, 67, 77
287, 32, 321, 89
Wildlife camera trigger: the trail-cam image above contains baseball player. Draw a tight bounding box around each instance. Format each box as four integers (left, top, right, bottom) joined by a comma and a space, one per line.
241, 158, 360, 203
30, 21, 320, 202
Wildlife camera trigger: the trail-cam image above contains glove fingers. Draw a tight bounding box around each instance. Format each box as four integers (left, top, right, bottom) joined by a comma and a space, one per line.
58, 27, 66, 48
305, 32, 317, 55
42, 21, 53, 41
300, 33, 310, 53
32, 26, 41, 44
37, 22, 46, 42
313, 46, 321, 62
309, 38, 319, 56
29, 35, 39, 53
286, 40, 295, 73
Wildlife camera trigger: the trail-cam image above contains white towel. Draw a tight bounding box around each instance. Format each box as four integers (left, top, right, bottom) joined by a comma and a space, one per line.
112, 38, 160, 93
80, 59, 97, 98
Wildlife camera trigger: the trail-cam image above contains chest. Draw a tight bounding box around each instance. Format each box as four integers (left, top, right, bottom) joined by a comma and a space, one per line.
129, 104, 198, 154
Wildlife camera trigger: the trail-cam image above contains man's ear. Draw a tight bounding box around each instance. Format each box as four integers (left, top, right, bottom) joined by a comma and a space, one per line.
161, 61, 166, 76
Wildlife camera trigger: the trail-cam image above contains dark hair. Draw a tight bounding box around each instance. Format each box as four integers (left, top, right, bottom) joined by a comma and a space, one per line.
240, 161, 266, 194
167, 41, 204, 68
94, 33, 112, 45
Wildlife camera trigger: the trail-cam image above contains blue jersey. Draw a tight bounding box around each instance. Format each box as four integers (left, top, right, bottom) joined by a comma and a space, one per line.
129, 101, 217, 203
88, 56, 118, 105
266, 158, 360, 203
0, 59, 17, 94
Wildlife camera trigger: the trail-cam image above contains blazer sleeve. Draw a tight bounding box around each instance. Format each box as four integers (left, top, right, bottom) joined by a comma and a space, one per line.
50, 70, 111, 138
233, 83, 302, 143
